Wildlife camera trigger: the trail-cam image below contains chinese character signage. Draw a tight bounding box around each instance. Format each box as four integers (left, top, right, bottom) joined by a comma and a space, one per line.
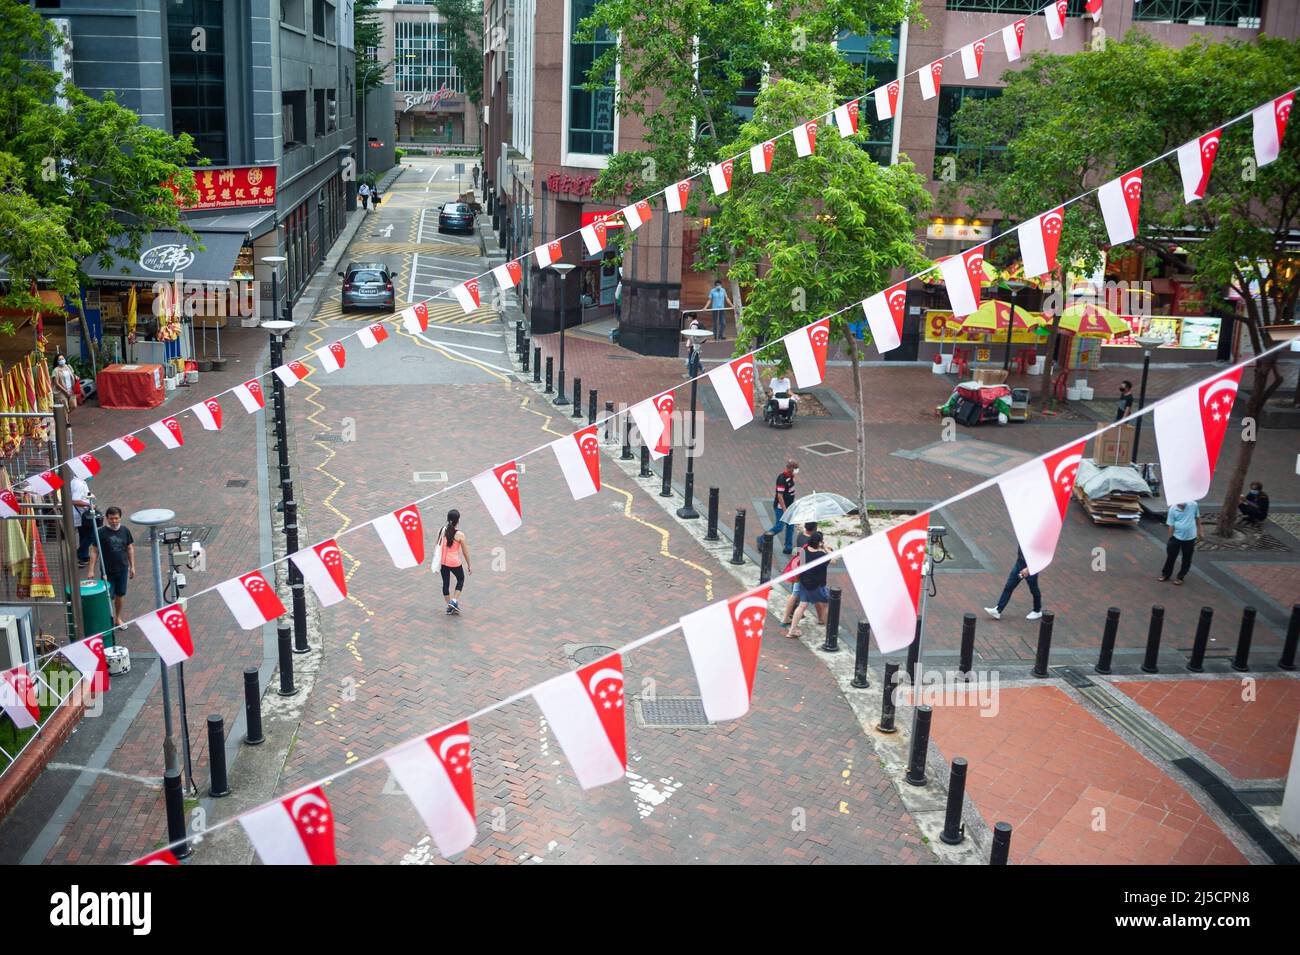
580, 210, 623, 231
170, 166, 278, 211
546, 173, 598, 197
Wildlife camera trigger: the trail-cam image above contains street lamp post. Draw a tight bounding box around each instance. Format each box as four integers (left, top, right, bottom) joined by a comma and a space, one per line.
1131, 332, 1166, 464
1002, 280, 1027, 372
549, 263, 575, 406
131, 507, 190, 859
678, 328, 712, 520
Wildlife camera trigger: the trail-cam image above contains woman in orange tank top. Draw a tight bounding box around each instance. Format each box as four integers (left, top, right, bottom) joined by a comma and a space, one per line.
436, 509, 472, 614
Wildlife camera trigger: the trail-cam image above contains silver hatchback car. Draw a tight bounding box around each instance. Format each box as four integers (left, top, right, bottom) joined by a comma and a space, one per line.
339, 262, 395, 312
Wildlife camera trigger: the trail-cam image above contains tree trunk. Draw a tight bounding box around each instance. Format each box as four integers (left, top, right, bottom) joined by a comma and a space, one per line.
1039, 313, 1061, 407
847, 331, 872, 537
70, 290, 98, 378
1215, 355, 1281, 537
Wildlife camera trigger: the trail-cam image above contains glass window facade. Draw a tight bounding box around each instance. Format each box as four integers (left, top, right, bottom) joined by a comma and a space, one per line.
168, 0, 227, 164
1132, 0, 1260, 27
934, 85, 1003, 179
945, 0, 1087, 13
839, 30, 900, 166
568, 0, 615, 155
395, 20, 464, 93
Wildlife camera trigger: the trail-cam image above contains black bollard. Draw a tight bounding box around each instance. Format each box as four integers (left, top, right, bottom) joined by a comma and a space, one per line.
905, 705, 933, 786
820, 588, 842, 653
639, 444, 652, 478
730, 510, 746, 565
1188, 607, 1213, 673
1281, 604, 1300, 671
522, 338, 530, 373
851, 621, 871, 688
989, 822, 1012, 865
572, 378, 584, 418
705, 488, 720, 541
940, 758, 968, 845
588, 389, 597, 426
759, 532, 773, 584
958, 613, 976, 678
604, 400, 614, 441
659, 448, 674, 497
533, 346, 542, 383
1096, 607, 1120, 675
1231, 606, 1256, 673
1141, 605, 1164, 674
878, 662, 899, 733
207, 715, 231, 797
621, 413, 634, 459
515, 322, 523, 355
544, 356, 554, 393
277, 623, 297, 697
164, 771, 191, 859
243, 667, 264, 746
1031, 612, 1055, 678
906, 618, 921, 687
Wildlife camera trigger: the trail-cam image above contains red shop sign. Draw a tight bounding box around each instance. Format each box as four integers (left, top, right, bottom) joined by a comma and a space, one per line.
581, 209, 623, 230
169, 166, 278, 211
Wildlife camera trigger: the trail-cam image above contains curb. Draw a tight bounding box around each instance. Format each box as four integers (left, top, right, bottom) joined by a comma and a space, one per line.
0, 683, 88, 825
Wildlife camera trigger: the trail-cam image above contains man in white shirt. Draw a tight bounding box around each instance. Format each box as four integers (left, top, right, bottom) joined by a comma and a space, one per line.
68, 475, 92, 567
765, 374, 797, 422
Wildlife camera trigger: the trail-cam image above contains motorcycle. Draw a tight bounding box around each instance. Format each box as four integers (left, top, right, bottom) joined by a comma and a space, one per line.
763, 391, 797, 428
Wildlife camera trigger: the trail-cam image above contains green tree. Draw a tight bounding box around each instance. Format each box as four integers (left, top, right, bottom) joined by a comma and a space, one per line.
0, 5, 199, 363
439, 0, 484, 109
951, 33, 1300, 537
698, 80, 930, 534
355, 0, 387, 95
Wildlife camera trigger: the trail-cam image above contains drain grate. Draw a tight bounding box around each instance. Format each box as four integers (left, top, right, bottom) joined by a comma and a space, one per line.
315, 432, 345, 443
801, 441, 852, 457
571, 645, 616, 666
226, 479, 249, 488
636, 696, 711, 728
1197, 532, 1291, 553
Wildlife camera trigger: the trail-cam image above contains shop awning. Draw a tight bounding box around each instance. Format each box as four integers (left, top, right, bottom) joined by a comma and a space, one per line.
81, 230, 248, 284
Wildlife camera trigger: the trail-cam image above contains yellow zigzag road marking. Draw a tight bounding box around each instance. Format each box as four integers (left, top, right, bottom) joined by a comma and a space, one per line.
514, 395, 713, 602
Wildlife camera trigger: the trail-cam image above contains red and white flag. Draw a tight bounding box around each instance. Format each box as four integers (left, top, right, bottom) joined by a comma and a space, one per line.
939, 245, 986, 317
217, 571, 286, 630
874, 80, 900, 120
1154, 367, 1242, 506
1176, 129, 1221, 203
68, 453, 102, 481
1018, 207, 1064, 278
621, 199, 653, 232
1085, 0, 1102, 20
862, 281, 908, 355
794, 120, 818, 158
452, 279, 481, 315
1003, 19, 1026, 60
190, 398, 224, 431
401, 301, 429, 334
273, 360, 312, 388
316, 341, 347, 372
0, 667, 39, 729
471, 461, 523, 535
842, 512, 929, 653
372, 506, 425, 569
708, 159, 734, 196
997, 440, 1085, 575
918, 59, 942, 101
492, 260, 523, 289
25, 470, 63, 496
150, 417, 184, 450
1044, 0, 1068, 40
1098, 168, 1143, 246
385, 722, 477, 858
232, 379, 265, 413
357, 323, 388, 349
62, 635, 109, 693
680, 587, 770, 722
534, 238, 564, 269
750, 140, 776, 174
960, 39, 985, 80
108, 434, 146, 461
580, 220, 608, 256
783, 317, 831, 388
0, 490, 20, 519
240, 786, 337, 865
532, 654, 626, 789
834, 99, 860, 137
551, 426, 601, 500
289, 539, 348, 607
707, 355, 757, 430
136, 605, 194, 665
132, 850, 179, 866
1253, 92, 1293, 166
629, 391, 675, 459
665, 179, 691, 213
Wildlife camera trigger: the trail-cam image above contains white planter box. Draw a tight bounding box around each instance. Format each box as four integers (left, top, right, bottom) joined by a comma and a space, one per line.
932, 356, 953, 374
1079, 386, 1095, 400
1066, 387, 1081, 401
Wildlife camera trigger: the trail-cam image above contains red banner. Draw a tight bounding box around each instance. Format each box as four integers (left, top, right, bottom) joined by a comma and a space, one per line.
581, 209, 623, 230
171, 166, 278, 211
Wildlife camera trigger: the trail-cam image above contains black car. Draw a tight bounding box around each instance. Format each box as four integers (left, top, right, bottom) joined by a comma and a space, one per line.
438, 202, 476, 235
339, 262, 395, 312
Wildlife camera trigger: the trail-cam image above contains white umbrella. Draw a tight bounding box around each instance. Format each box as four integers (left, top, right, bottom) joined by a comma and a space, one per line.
781, 492, 857, 526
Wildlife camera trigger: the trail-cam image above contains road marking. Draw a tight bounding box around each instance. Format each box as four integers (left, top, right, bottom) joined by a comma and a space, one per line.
46, 763, 161, 788
417, 337, 502, 354
415, 333, 513, 372
380, 223, 393, 239
425, 323, 501, 337
408, 252, 419, 305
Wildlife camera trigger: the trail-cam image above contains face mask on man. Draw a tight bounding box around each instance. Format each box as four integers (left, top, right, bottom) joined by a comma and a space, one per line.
1248, 489, 1260, 498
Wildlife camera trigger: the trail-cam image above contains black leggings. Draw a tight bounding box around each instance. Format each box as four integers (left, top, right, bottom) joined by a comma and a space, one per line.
440, 564, 465, 596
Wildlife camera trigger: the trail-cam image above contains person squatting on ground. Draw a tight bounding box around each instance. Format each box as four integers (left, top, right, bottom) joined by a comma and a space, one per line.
985, 546, 1044, 621
435, 509, 472, 614
1238, 481, 1269, 524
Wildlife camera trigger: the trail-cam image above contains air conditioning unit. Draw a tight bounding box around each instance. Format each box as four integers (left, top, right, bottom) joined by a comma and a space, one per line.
0, 609, 36, 673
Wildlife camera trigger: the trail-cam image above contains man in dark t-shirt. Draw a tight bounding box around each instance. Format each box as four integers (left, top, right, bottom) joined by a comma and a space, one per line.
756, 458, 798, 555
1116, 380, 1134, 421
88, 506, 136, 626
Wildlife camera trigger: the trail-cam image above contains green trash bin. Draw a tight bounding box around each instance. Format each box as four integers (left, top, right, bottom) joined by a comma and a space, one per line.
78, 578, 114, 648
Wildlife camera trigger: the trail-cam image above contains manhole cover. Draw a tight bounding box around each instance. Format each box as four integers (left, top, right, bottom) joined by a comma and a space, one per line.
315, 433, 345, 443
801, 441, 852, 457
606, 354, 635, 360
571, 645, 616, 665
226, 479, 248, 488
401, 355, 432, 363
636, 697, 710, 728
413, 471, 448, 483
170, 524, 213, 546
